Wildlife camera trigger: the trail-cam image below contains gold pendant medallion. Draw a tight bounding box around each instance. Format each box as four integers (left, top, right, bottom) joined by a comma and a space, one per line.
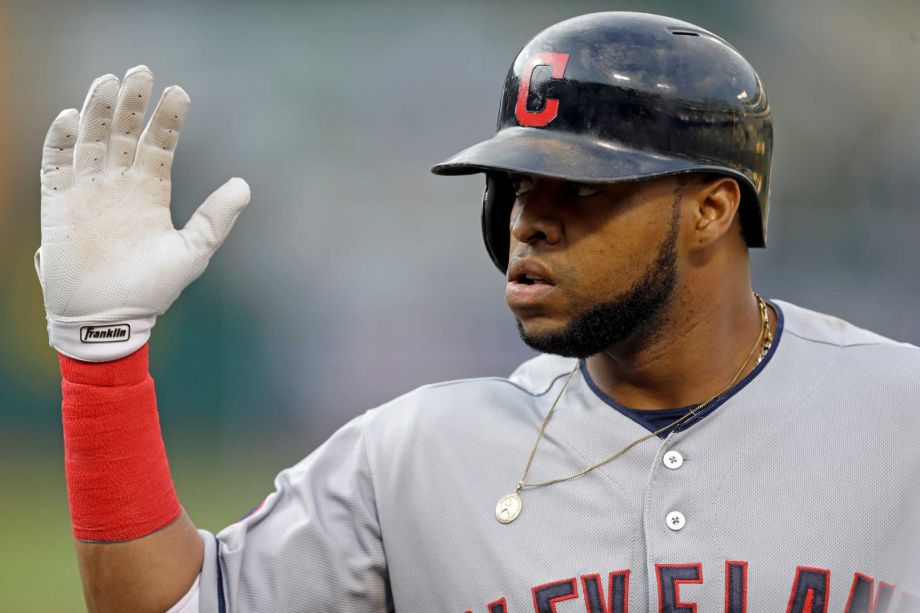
495, 492, 522, 524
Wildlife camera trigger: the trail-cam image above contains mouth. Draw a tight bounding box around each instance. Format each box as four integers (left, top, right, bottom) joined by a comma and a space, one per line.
506, 259, 558, 309
511, 273, 554, 286
505, 276, 556, 310
506, 257, 557, 287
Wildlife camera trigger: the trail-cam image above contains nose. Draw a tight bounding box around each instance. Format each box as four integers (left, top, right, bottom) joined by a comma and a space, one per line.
509, 189, 563, 249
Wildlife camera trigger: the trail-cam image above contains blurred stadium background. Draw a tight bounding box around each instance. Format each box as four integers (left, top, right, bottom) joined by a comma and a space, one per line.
1, 0, 919, 609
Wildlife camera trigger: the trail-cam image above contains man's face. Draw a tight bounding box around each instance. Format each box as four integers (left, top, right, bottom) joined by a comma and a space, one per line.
505, 173, 686, 358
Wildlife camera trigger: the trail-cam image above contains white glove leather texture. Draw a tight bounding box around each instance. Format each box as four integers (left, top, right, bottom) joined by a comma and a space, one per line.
35, 65, 250, 362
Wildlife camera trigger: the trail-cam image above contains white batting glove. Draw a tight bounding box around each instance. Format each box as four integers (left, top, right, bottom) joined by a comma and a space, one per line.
35, 65, 250, 362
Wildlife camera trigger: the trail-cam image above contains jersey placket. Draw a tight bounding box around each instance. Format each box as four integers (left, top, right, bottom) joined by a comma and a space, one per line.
642, 426, 708, 611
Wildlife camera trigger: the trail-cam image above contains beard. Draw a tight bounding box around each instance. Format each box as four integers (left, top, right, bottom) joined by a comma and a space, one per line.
516, 198, 681, 359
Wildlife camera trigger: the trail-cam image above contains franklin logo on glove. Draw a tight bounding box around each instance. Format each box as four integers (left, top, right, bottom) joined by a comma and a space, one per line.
79, 324, 130, 343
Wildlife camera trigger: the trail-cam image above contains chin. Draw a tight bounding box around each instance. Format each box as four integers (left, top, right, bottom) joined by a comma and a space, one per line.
514, 316, 588, 358
513, 312, 567, 336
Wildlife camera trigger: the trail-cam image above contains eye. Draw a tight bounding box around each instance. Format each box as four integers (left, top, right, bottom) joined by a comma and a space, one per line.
509, 174, 533, 196
568, 182, 600, 198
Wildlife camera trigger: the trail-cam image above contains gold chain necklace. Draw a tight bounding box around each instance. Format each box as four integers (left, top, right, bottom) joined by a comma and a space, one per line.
495, 294, 773, 524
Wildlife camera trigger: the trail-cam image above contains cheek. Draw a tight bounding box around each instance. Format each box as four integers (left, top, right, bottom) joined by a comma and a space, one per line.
565, 215, 661, 289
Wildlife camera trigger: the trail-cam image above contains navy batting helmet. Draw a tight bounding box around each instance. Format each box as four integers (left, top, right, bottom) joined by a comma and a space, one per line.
431, 12, 773, 272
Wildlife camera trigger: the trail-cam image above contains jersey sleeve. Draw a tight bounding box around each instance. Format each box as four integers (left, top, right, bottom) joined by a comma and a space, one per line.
194, 411, 391, 612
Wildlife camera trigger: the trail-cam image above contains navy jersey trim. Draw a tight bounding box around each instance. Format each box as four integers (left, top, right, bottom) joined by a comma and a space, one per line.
579, 299, 786, 437
215, 534, 226, 613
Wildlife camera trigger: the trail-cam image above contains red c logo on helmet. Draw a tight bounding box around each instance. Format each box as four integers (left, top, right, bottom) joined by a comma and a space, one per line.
514, 52, 570, 127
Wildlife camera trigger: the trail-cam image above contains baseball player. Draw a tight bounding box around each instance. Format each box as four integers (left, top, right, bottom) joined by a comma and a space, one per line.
35, 12, 920, 613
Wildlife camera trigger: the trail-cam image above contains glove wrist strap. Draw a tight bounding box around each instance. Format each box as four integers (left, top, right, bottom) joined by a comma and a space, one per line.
49, 316, 156, 363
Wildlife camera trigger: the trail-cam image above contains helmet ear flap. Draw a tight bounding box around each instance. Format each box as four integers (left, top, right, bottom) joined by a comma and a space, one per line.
482, 173, 515, 272
738, 182, 767, 248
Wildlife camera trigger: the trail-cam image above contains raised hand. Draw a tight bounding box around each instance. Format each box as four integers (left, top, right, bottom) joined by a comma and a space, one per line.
35, 65, 250, 361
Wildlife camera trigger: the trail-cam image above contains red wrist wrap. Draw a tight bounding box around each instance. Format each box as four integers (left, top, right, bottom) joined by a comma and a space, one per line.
60, 344, 181, 541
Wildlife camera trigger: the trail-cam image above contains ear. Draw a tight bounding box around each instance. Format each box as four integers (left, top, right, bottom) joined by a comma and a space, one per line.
689, 176, 742, 248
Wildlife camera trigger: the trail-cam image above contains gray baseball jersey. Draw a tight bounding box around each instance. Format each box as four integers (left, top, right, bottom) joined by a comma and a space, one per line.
173, 299, 920, 612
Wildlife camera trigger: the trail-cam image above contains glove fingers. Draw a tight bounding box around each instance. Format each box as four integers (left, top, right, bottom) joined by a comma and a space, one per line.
132, 85, 190, 182
73, 74, 119, 183
180, 178, 250, 256
106, 65, 155, 175
40, 108, 79, 195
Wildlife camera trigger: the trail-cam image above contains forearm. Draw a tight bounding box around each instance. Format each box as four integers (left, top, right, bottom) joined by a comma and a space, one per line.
61, 345, 201, 612
76, 511, 202, 613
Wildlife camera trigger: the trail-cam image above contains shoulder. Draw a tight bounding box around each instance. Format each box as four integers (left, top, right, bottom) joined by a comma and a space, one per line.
774, 299, 915, 350
361, 353, 576, 436
371, 352, 577, 416
772, 298, 920, 387
355, 354, 576, 489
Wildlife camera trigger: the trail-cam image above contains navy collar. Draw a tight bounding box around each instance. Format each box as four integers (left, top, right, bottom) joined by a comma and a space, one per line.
579, 299, 786, 437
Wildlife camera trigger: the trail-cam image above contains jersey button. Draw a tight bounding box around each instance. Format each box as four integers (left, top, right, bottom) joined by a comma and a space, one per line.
663, 450, 684, 469
666, 511, 686, 531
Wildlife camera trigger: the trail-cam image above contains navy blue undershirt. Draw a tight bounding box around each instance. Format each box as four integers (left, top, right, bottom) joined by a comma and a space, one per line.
579, 299, 785, 438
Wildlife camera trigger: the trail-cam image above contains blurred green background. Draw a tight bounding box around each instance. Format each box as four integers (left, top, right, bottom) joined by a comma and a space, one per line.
2, 0, 919, 610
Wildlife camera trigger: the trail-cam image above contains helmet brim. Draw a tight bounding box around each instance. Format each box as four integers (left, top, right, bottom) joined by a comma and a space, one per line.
431, 127, 737, 184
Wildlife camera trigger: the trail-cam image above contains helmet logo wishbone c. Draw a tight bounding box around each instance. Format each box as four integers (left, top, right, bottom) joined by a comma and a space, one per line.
514, 52, 569, 128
